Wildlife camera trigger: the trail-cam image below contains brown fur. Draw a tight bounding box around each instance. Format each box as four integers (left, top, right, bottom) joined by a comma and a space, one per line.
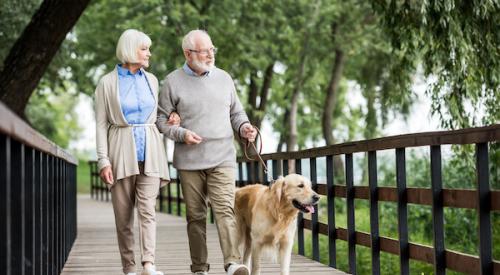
234, 174, 319, 275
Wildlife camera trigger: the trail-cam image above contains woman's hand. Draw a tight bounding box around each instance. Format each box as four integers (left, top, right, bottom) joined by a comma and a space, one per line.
99, 166, 114, 185
168, 112, 181, 126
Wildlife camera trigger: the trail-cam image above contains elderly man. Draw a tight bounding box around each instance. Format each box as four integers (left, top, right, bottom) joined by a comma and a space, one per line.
156, 30, 256, 275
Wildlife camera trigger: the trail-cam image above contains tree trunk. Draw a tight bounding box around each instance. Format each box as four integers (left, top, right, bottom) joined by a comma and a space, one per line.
364, 88, 377, 139
277, 108, 290, 153
321, 47, 345, 181
321, 22, 346, 182
287, 31, 310, 152
247, 63, 275, 130
361, 88, 377, 184
255, 62, 274, 130
286, 0, 321, 153
321, 47, 345, 145
247, 70, 259, 124
240, 63, 274, 157
0, 0, 91, 117
276, 133, 285, 152
287, 90, 300, 152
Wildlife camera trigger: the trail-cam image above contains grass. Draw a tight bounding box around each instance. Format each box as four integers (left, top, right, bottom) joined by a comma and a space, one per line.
295, 197, 455, 274
77, 159, 91, 193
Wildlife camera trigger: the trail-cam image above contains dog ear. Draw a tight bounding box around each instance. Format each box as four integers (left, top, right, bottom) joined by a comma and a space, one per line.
272, 176, 286, 202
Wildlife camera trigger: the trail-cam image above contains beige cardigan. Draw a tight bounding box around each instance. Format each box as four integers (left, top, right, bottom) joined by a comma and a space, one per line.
95, 67, 170, 188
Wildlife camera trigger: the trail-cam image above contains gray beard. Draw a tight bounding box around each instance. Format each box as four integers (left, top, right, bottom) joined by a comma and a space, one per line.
192, 60, 215, 73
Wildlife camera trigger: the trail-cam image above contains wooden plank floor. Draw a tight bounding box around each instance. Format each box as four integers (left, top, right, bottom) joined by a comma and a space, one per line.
62, 195, 347, 275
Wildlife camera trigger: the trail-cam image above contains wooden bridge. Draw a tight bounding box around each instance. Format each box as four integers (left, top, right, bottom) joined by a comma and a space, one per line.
1, 101, 499, 275
60, 195, 343, 274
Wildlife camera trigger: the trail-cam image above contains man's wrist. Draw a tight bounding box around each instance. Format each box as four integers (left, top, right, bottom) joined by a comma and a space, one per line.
238, 121, 251, 139
177, 127, 187, 142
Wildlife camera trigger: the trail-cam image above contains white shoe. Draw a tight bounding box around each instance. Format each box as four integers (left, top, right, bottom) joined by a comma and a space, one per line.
141, 265, 164, 275
226, 263, 249, 275
193, 272, 208, 275
126, 273, 137, 275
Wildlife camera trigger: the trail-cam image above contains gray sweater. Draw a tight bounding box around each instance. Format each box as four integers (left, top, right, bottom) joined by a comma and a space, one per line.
156, 67, 249, 170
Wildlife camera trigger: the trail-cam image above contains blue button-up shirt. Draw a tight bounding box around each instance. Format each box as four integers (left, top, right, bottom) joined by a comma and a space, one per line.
117, 64, 155, 162
183, 62, 211, 77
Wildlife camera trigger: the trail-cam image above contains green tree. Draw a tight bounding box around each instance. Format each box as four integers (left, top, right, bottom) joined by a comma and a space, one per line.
25, 89, 81, 149
0, 0, 90, 117
0, 0, 41, 65
372, 0, 500, 129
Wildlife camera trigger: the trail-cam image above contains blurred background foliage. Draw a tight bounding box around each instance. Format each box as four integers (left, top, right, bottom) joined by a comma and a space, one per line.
2, 0, 497, 150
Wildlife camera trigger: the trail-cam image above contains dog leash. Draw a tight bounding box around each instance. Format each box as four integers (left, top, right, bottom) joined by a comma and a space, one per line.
241, 126, 274, 183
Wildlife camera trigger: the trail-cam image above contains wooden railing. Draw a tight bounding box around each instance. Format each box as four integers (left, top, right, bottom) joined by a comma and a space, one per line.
0, 102, 78, 275
90, 124, 499, 274
237, 124, 499, 275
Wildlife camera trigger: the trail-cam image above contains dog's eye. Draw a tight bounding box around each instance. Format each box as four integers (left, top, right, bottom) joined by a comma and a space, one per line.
298, 184, 304, 188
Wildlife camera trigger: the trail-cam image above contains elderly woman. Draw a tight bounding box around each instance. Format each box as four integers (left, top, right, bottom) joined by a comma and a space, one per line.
95, 29, 172, 275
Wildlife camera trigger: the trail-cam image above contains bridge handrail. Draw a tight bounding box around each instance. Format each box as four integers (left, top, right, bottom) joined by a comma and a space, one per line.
0, 101, 77, 165
237, 124, 499, 275
238, 124, 499, 161
0, 101, 77, 274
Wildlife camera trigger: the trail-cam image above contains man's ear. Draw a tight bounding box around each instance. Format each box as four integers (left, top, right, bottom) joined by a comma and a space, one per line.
183, 50, 191, 60
272, 176, 286, 202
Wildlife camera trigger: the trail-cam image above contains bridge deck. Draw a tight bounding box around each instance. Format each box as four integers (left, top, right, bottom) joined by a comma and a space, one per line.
61, 196, 346, 275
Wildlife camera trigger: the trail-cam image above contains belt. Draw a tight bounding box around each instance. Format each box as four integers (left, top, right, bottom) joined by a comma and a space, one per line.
111, 123, 155, 128
138, 161, 145, 174
109, 123, 156, 128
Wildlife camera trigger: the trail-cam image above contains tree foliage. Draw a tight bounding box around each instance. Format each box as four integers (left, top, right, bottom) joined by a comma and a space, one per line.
372, 0, 500, 129
0, 0, 41, 67
25, 89, 81, 149
2, 0, 498, 152
0, 0, 90, 116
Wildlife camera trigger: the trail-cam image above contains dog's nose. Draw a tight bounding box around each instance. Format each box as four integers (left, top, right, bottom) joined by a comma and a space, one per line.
313, 194, 320, 202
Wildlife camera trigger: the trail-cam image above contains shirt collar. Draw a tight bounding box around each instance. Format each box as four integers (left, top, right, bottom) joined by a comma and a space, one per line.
183, 62, 211, 77
117, 64, 143, 76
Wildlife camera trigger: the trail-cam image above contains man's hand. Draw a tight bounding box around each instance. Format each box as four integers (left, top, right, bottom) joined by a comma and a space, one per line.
184, 130, 203, 145
99, 166, 114, 185
167, 112, 181, 126
241, 123, 257, 143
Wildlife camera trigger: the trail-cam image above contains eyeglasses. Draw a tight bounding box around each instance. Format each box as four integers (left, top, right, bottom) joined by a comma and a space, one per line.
189, 47, 218, 56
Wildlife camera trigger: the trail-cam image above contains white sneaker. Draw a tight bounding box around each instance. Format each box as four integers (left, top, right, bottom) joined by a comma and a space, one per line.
193, 272, 208, 275
141, 265, 164, 275
226, 263, 249, 275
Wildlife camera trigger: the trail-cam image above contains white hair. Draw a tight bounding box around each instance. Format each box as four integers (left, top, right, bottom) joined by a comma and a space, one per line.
116, 29, 151, 64
182, 29, 211, 51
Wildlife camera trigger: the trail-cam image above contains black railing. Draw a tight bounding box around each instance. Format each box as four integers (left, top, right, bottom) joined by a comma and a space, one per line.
0, 102, 78, 275
89, 125, 500, 274
237, 125, 499, 275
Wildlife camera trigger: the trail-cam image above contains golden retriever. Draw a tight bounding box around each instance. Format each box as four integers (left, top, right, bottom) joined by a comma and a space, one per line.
234, 174, 320, 275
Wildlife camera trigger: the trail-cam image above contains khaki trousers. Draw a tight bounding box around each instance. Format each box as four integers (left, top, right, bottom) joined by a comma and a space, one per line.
111, 170, 160, 274
179, 167, 241, 272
